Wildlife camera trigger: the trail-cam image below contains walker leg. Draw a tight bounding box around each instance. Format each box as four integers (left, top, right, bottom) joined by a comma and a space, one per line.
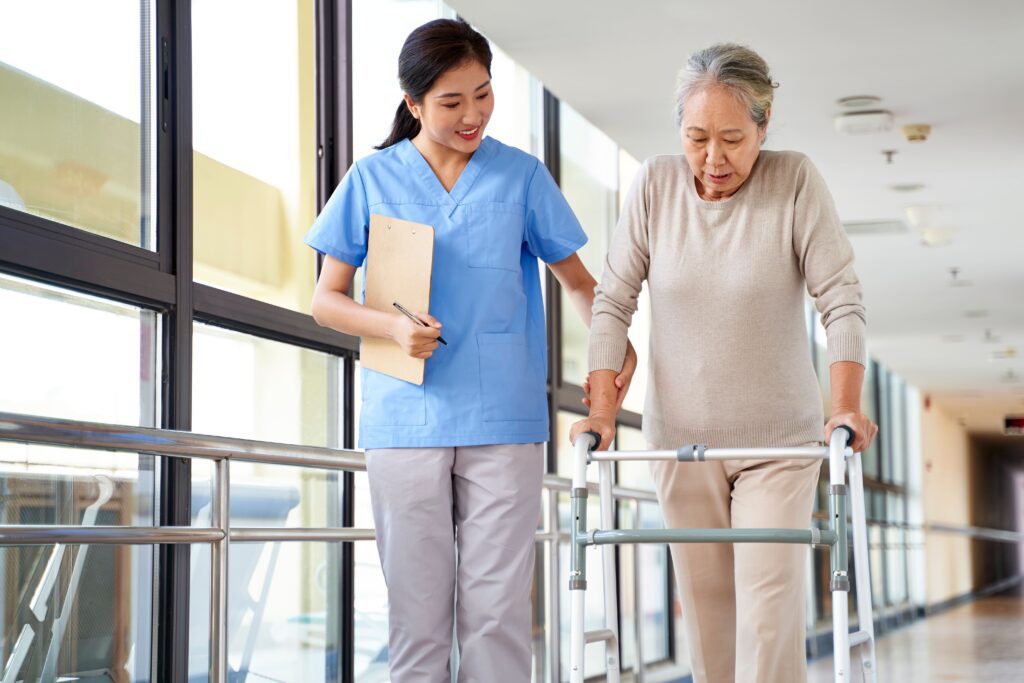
848, 452, 877, 682
569, 434, 594, 683
829, 430, 851, 682
598, 460, 621, 683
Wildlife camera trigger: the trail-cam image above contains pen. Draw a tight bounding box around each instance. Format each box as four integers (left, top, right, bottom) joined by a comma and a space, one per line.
393, 301, 448, 345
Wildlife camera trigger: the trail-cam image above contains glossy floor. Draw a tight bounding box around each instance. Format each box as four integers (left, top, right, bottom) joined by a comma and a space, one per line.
807, 596, 1024, 682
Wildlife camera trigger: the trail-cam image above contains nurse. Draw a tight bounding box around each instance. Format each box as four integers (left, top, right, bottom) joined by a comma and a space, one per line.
305, 18, 636, 683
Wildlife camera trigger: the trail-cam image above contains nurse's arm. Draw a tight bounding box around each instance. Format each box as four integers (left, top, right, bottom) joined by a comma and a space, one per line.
311, 255, 441, 359
547, 254, 637, 409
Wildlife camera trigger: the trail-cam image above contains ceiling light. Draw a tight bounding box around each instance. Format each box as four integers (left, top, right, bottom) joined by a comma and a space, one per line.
964, 309, 989, 319
983, 329, 1001, 344
902, 123, 932, 142
837, 95, 883, 109
921, 227, 953, 247
835, 110, 895, 135
1002, 369, 1020, 383
990, 347, 1018, 360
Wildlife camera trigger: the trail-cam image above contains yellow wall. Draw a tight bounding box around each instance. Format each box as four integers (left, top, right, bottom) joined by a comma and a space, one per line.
920, 396, 974, 605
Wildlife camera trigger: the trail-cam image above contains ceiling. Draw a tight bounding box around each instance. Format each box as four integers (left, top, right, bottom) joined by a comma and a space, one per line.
451, 0, 1024, 434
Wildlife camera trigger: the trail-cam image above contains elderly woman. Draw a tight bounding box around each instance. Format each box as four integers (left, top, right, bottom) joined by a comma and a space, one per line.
571, 44, 878, 682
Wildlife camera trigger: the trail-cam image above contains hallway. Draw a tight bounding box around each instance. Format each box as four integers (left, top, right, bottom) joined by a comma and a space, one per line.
808, 596, 1024, 682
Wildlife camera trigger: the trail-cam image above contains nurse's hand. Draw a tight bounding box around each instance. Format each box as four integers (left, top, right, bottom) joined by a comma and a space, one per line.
391, 312, 442, 359
569, 414, 616, 452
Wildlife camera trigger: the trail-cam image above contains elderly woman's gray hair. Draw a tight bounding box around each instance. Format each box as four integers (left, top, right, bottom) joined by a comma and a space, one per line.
675, 43, 778, 131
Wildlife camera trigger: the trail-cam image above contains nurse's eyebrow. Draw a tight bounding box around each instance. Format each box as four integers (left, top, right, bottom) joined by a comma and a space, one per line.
435, 80, 492, 99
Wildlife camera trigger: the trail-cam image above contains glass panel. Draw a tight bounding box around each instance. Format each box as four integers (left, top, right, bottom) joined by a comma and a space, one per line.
351, 0, 443, 161
485, 43, 543, 157
191, 1, 317, 313
0, 274, 158, 680
0, 0, 153, 247
191, 323, 346, 678
862, 362, 880, 479
888, 374, 907, 486
0, 273, 158, 426
615, 424, 655, 492
0, 273, 160, 527
559, 102, 618, 386
639, 502, 671, 665
1, 544, 155, 681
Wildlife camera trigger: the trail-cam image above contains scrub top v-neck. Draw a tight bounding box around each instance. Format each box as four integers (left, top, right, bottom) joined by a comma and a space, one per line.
305, 137, 586, 449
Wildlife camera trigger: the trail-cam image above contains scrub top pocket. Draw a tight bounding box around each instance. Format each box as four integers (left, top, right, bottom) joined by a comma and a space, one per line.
464, 203, 526, 272
477, 332, 548, 422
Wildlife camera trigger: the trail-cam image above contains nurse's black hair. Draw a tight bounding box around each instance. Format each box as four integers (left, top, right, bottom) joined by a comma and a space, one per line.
376, 18, 492, 150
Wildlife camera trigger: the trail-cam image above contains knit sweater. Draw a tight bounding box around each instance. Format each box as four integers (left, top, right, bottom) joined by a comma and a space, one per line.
588, 150, 866, 449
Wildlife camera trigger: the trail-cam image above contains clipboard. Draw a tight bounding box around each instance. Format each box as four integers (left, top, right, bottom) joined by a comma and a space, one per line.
361, 214, 435, 385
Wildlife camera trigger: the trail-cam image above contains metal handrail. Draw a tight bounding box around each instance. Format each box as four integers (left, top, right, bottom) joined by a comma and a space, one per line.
0, 411, 366, 470
2, 410, 1022, 683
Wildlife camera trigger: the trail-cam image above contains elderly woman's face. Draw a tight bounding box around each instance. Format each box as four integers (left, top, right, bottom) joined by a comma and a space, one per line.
680, 85, 767, 201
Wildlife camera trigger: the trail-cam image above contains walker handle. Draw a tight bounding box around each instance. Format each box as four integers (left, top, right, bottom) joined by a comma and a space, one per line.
833, 424, 856, 446
583, 430, 602, 452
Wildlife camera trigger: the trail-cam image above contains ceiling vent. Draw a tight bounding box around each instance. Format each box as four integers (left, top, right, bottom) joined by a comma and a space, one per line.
843, 220, 907, 236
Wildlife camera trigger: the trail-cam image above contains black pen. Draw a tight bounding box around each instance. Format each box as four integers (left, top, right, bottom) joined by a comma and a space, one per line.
393, 301, 447, 345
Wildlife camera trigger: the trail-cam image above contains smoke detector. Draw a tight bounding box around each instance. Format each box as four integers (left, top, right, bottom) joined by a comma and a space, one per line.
835, 110, 895, 135
902, 123, 932, 142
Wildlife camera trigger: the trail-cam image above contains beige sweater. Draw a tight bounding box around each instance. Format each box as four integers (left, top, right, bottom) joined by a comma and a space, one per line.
589, 150, 866, 449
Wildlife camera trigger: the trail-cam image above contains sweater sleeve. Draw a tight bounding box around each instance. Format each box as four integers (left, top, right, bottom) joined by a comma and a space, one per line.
588, 161, 652, 373
792, 156, 867, 366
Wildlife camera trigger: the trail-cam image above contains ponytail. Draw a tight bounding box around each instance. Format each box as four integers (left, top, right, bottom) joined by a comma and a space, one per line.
373, 18, 492, 151
376, 100, 422, 150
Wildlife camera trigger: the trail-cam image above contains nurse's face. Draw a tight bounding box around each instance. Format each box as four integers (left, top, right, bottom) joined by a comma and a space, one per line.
680, 85, 767, 201
406, 60, 494, 156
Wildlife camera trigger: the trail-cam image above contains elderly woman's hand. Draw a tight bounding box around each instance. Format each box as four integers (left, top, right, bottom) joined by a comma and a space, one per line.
582, 340, 638, 411
569, 414, 616, 452
826, 410, 877, 453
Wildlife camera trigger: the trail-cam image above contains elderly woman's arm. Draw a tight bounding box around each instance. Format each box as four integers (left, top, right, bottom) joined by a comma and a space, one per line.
570, 163, 652, 450
794, 157, 878, 452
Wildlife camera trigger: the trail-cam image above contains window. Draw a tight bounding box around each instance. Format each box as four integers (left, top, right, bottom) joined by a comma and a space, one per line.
190, 323, 347, 680
0, 273, 158, 681
0, 0, 154, 247
558, 102, 618, 387
191, 1, 318, 313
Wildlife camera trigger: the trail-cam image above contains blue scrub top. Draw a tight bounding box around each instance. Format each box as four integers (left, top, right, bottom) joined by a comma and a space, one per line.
305, 137, 586, 449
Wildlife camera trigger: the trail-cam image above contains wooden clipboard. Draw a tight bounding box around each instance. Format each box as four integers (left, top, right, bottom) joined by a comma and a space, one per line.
361, 214, 435, 385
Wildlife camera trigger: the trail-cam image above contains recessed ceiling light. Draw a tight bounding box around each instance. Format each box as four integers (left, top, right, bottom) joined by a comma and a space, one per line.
990, 347, 1017, 360
890, 183, 926, 193
964, 309, 989, 319
921, 228, 953, 247
837, 95, 882, 109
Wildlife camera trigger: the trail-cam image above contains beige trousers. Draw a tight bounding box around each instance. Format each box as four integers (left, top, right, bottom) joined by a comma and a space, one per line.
651, 453, 821, 683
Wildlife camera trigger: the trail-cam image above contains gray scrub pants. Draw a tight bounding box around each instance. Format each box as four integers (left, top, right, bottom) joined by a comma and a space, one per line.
366, 443, 544, 683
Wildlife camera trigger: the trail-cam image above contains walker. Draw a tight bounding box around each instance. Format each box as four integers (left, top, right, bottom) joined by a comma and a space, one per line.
568, 426, 877, 683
